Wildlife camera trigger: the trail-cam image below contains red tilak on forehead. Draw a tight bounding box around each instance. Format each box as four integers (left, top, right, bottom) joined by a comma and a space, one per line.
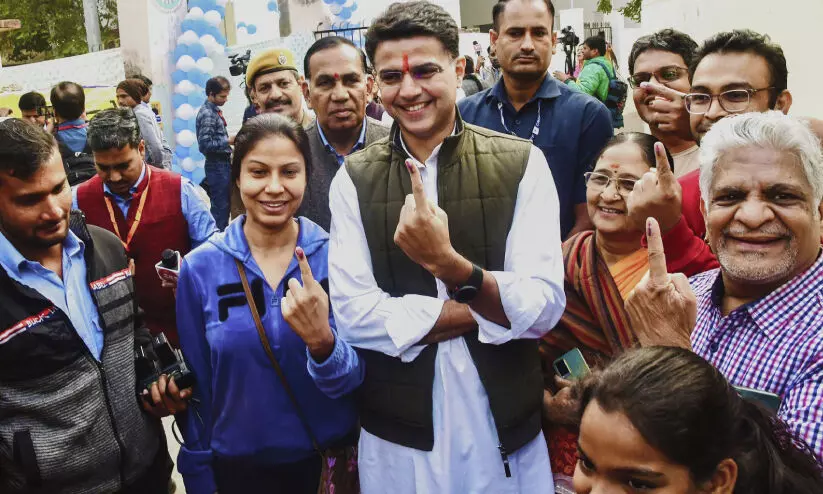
402, 53, 410, 73
608, 163, 620, 170
333, 73, 340, 80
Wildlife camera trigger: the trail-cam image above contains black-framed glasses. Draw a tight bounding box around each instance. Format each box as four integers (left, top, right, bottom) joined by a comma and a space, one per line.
377, 63, 445, 87
628, 66, 688, 88
684, 87, 775, 115
584, 172, 638, 195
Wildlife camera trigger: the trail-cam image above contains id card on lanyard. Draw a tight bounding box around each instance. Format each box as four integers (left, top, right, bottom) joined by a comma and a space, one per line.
497, 100, 542, 143
104, 166, 152, 253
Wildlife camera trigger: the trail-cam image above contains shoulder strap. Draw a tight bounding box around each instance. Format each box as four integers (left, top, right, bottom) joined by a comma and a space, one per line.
589, 59, 615, 81
235, 259, 322, 454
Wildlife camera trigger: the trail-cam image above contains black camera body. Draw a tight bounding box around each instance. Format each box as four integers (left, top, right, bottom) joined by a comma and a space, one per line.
135, 333, 195, 395
229, 50, 252, 77
559, 26, 580, 52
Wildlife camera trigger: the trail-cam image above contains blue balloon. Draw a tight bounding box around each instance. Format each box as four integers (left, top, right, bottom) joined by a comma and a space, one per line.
181, 19, 195, 33
267, 1, 278, 11
339, 8, 352, 20
191, 167, 206, 185
247, 24, 257, 35
188, 119, 198, 132
190, 149, 206, 162
172, 69, 188, 84
180, 168, 192, 180
188, 0, 203, 10
186, 70, 207, 87
175, 146, 190, 159
200, 0, 217, 11
188, 42, 207, 60
173, 44, 189, 61
215, 5, 226, 17
236, 21, 247, 28
215, 33, 227, 46
172, 118, 189, 133
172, 94, 188, 108
190, 19, 208, 35
188, 92, 206, 107
351, 2, 358, 10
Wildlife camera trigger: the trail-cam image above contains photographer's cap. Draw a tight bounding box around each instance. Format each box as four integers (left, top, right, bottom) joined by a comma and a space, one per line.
246, 48, 297, 88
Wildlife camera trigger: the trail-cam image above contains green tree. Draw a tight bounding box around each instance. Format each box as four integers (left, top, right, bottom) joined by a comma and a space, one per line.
0, 0, 119, 66
596, 0, 643, 22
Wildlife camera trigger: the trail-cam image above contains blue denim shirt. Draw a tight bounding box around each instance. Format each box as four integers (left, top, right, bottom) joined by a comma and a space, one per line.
0, 230, 104, 359
459, 75, 613, 237
72, 165, 218, 249
316, 119, 368, 166
56, 118, 89, 154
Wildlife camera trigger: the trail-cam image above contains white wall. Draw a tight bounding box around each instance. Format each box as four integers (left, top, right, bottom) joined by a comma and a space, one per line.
641, 0, 823, 118
0, 49, 126, 93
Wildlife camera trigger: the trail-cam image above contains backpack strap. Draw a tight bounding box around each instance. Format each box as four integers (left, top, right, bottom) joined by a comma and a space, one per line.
588, 59, 616, 81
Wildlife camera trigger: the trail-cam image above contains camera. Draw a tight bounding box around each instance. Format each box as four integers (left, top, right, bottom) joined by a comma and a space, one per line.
559, 26, 580, 51
135, 333, 195, 395
229, 50, 252, 77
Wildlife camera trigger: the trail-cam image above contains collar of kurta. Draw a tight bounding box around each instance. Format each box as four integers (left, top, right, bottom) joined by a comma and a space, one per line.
388, 107, 466, 170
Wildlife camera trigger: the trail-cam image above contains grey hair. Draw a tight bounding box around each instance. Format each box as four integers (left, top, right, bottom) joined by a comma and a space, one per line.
699, 111, 823, 207
87, 108, 143, 152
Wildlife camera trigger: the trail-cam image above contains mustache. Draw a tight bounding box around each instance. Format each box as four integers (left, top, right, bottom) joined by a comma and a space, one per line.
263, 97, 291, 109
723, 224, 791, 237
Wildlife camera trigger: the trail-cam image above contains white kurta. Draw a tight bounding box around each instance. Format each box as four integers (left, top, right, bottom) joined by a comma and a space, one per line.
328, 138, 566, 494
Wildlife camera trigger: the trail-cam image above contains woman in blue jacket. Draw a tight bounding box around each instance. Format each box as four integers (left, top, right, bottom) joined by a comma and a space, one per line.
175, 114, 364, 494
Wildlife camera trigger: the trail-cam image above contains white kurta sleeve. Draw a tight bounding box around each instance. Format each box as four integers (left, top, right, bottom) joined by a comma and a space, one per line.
329, 166, 442, 363
471, 145, 566, 344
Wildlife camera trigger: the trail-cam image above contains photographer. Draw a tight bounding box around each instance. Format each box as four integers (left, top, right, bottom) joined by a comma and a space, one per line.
0, 119, 185, 493
18, 91, 53, 132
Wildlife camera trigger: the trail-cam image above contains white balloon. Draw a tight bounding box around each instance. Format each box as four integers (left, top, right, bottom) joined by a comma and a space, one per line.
176, 55, 196, 72
181, 157, 197, 172
176, 130, 196, 148
175, 80, 196, 96
216, 0, 228, 6
178, 30, 200, 46
175, 104, 196, 120
329, 3, 343, 14
186, 7, 205, 20
204, 10, 223, 27
196, 57, 215, 73
199, 34, 217, 49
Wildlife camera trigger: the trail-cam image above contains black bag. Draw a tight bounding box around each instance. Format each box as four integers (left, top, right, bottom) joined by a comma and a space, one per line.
56, 135, 97, 187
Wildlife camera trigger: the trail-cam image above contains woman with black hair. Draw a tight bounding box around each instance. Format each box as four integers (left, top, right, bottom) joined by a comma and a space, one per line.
574, 347, 823, 493
175, 114, 363, 494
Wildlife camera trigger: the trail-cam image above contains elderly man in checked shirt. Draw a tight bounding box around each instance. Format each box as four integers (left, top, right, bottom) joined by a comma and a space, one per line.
625, 111, 823, 463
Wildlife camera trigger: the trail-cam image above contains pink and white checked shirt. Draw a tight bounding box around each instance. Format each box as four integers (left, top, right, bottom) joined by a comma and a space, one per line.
690, 254, 823, 461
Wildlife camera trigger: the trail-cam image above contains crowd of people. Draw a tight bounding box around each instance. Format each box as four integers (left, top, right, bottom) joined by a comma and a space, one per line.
0, 0, 822, 493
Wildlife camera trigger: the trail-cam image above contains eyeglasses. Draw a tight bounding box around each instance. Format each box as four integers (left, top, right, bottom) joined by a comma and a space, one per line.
628, 66, 688, 88
377, 63, 445, 87
584, 172, 638, 195
684, 87, 774, 115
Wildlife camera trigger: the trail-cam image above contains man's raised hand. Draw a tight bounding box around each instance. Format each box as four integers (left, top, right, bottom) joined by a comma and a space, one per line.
626, 141, 682, 234
394, 159, 467, 283
639, 82, 691, 137
625, 217, 696, 349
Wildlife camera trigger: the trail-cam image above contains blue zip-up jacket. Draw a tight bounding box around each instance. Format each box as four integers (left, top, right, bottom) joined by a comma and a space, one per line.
175, 216, 364, 494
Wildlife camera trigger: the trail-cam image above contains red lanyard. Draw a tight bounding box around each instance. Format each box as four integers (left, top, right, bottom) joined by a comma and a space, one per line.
103, 166, 152, 252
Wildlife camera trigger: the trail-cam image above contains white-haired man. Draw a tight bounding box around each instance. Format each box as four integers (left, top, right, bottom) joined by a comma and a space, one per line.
626, 111, 823, 462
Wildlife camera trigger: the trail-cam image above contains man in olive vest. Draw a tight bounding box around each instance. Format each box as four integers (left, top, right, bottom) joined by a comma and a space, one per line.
327, 2, 566, 492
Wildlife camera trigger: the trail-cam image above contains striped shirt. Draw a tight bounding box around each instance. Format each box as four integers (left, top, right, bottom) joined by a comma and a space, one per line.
690, 254, 823, 461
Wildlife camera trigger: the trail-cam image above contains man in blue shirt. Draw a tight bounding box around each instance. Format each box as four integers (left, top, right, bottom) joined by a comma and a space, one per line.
197, 76, 233, 229
0, 119, 187, 493
299, 36, 389, 231
74, 109, 217, 347
459, 0, 613, 238
50, 81, 89, 154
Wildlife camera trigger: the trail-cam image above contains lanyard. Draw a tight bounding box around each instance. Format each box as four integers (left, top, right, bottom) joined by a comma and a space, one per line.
497, 100, 541, 143
103, 166, 152, 252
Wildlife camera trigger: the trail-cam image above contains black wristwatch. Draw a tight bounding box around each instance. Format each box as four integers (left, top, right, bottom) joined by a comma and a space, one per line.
450, 264, 483, 304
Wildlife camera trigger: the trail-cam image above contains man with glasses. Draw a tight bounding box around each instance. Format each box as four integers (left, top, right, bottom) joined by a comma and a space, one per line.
459, 0, 613, 240
628, 29, 700, 178
627, 30, 802, 273
328, 2, 565, 492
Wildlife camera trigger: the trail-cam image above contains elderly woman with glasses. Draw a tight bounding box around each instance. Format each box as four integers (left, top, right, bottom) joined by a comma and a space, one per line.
538, 132, 715, 492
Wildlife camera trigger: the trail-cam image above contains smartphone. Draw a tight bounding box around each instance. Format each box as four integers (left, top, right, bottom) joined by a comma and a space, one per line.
734, 386, 781, 413
553, 348, 591, 380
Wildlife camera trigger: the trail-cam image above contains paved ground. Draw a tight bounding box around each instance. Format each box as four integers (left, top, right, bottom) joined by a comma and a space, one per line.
162, 417, 186, 493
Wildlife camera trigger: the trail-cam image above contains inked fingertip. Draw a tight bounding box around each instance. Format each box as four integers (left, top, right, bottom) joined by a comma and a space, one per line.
405, 159, 414, 172
646, 218, 654, 237
295, 246, 305, 259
